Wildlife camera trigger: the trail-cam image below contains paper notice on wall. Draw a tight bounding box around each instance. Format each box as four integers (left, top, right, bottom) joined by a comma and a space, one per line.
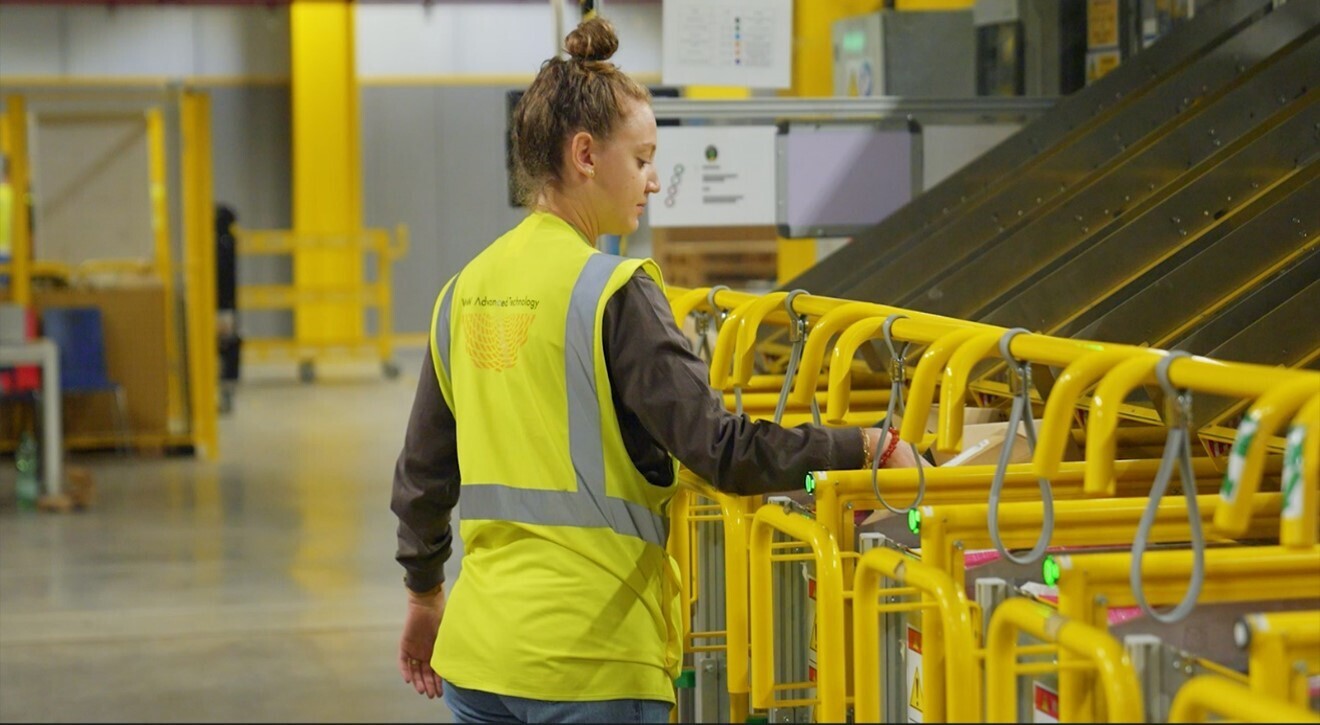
661, 0, 793, 89
649, 126, 777, 227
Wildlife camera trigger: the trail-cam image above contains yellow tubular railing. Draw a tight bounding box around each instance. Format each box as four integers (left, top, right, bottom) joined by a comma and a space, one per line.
747, 504, 847, 722
1085, 352, 1315, 496
1055, 545, 1320, 722
1241, 610, 1320, 708
897, 326, 995, 447
1168, 675, 1320, 723
832, 318, 983, 427
1217, 377, 1320, 538
1034, 350, 1144, 480
852, 547, 979, 724
674, 469, 756, 723
985, 598, 1143, 723
1282, 394, 1320, 548
937, 331, 1099, 451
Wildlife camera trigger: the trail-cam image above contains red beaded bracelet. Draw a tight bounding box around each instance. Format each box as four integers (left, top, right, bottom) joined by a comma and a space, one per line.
877, 427, 902, 469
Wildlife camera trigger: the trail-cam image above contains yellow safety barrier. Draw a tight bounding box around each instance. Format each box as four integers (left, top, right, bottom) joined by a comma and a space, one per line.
670, 469, 757, 723
1240, 610, 1320, 709
1084, 352, 1313, 496
1055, 545, 1320, 722
1283, 394, 1320, 548
852, 547, 979, 724
985, 597, 1143, 723
234, 225, 409, 378
1217, 378, 1320, 542
1168, 675, 1320, 723
747, 503, 848, 722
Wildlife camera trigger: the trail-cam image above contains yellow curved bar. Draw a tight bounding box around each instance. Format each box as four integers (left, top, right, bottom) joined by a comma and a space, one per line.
1169, 675, 1320, 723
708, 296, 765, 389
1035, 350, 1138, 480
852, 548, 980, 724
1243, 610, 1320, 708
667, 286, 713, 324
939, 330, 1006, 451
747, 504, 847, 722
1282, 394, 1320, 548
731, 292, 794, 386
1084, 353, 1166, 496
898, 327, 987, 445
1215, 377, 1318, 538
790, 301, 901, 405
824, 317, 889, 423
985, 598, 1143, 723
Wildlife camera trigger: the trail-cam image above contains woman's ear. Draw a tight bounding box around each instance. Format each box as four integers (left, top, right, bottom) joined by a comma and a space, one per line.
569, 131, 596, 179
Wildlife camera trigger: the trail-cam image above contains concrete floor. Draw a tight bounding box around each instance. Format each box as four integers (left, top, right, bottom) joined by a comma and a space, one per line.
0, 355, 456, 722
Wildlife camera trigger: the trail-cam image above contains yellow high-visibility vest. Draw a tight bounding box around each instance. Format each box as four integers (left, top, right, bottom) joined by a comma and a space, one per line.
429, 211, 682, 703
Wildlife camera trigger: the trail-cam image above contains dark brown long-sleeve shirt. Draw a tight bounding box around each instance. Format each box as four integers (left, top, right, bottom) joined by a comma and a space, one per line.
391, 270, 865, 593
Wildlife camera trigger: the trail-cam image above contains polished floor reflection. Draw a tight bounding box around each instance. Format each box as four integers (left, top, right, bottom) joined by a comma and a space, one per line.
0, 356, 455, 723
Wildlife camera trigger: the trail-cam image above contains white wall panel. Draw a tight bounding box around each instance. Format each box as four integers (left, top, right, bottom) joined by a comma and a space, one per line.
192, 6, 289, 77
355, 4, 462, 77
65, 6, 196, 77
0, 5, 64, 75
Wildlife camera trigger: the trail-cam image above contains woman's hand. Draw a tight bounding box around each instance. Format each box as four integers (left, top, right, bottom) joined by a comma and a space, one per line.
398, 586, 445, 699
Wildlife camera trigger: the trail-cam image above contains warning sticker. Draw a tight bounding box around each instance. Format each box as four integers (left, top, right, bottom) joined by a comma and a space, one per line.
805, 569, 817, 682
1033, 682, 1060, 723
907, 625, 924, 722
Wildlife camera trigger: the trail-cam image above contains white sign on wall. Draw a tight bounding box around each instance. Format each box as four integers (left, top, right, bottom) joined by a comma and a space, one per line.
661, 0, 793, 89
649, 126, 777, 228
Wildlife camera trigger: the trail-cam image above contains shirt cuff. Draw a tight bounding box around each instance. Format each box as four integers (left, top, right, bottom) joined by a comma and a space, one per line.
826, 426, 868, 471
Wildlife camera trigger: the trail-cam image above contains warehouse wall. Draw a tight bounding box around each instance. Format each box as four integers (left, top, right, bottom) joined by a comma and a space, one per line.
0, 1, 662, 337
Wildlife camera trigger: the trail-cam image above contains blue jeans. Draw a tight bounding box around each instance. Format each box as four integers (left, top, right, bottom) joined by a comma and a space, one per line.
443, 680, 671, 724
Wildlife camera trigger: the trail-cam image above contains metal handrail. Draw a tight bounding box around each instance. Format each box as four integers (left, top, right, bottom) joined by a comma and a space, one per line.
985, 598, 1142, 723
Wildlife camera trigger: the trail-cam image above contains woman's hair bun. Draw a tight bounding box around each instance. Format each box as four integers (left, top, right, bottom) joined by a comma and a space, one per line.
565, 17, 619, 62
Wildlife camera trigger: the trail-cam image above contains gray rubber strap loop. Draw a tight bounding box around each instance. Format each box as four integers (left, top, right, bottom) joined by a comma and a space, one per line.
1131, 351, 1204, 623
870, 314, 926, 514
693, 311, 713, 362
774, 290, 811, 425
988, 327, 1055, 565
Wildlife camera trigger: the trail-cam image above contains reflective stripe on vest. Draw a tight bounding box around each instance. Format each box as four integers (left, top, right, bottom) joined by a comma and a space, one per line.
437, 254, 667, 548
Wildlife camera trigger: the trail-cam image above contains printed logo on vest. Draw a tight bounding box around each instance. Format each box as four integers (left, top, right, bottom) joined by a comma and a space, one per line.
460, 295, 540, 371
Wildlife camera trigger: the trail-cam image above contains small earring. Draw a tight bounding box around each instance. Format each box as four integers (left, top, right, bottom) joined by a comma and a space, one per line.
587, 169, 595, 178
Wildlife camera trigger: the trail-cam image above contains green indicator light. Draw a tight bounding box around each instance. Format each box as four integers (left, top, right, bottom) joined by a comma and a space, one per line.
805, 473, 816, 495
674, 668, 696, 689
1042, 555, 1061, 587
907, 508, 922, 534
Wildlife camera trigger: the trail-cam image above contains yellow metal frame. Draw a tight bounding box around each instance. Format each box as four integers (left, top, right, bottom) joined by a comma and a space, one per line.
1168, 675, 1320, 723
747, 503, 849, 722
232, 226, 408, 368
852, 546, 979, 723
1055, 545, 1320, 721
669, 470, 756, 723
1, 90, 219, 457
1241, 610, 1320, 709
985, 597, 1143, 723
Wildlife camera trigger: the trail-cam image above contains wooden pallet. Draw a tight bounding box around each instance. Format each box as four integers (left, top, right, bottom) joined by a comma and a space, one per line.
650, 225, 779, 289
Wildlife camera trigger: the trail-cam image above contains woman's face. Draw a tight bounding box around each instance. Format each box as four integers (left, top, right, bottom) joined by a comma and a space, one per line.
590, 99, 660, 236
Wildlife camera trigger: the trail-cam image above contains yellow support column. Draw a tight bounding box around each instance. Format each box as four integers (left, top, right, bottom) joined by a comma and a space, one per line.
4, 96, 32, 306
181, 90, 219, 460
290, 0, 363, 353
146, 108, 188, 438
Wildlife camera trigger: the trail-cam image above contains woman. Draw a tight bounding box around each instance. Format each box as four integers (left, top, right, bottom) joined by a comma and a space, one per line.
391, 17, 916, 724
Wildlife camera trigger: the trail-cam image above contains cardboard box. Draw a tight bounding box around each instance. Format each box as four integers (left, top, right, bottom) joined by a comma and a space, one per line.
933, 419, 1045, 468
1, 283, 171, 449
